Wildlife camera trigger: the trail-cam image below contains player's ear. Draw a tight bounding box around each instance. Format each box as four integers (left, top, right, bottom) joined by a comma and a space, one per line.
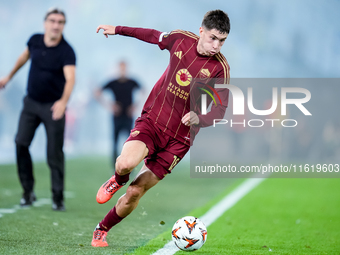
199, 27, 204, 36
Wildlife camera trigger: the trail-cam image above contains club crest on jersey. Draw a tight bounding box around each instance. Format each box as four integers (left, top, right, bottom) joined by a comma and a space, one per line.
176, 69, 192, 86
199, 68, 211, 80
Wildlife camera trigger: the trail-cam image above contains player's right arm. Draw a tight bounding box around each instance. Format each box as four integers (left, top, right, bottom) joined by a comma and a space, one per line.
97, 25, 161, 44
97, 25, 177, 50
0, 47, 30, 89
96, 25, 117, 38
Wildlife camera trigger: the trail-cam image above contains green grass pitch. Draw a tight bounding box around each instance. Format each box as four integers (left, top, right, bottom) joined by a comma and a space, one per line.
0, 157, 236, 254
133, 178, 340, 255
1, 158, 340, 254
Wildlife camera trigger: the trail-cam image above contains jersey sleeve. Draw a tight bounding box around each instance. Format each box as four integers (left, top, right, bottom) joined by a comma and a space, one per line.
157, 31, 179, 50
133, 80, 141, 89
115, 26, 180, 51
26, 35, 33, 48
63, 46, 76, 66
115, 26, 162, 45
26, 34, 39, 50
102, 81, 113, 91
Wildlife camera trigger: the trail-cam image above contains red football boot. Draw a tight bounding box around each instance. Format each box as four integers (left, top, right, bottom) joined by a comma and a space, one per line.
91, 228, 108, 247
96, 175, 123, 204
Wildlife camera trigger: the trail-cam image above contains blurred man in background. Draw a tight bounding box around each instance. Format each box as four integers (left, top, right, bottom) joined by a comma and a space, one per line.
94, 61, 141, 166
0, 8, 76, 211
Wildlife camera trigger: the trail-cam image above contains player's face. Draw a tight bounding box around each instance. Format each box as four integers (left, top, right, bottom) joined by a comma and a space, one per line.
198, 27, 228, 56
119, 62, 127, 77
44, 13, 65, 40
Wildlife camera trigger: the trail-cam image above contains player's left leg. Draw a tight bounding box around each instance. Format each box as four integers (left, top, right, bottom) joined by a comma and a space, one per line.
115, 164, 160, 217
42, 103, 66, 211
92, 164, 160, 247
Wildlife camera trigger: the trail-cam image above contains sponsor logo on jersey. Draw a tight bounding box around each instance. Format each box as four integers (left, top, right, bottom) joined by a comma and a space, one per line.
174, 51, 182, 59
199, 68, 211, 80
176, 69, 192, 86
167, 82, 189, 100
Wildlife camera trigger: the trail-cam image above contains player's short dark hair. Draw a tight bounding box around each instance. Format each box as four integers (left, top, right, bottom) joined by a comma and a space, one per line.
202, 10, 230, 34
44, 7, 66, 23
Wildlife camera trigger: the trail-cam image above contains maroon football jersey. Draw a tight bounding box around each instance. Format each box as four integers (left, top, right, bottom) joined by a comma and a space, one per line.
115, 26, 230, 145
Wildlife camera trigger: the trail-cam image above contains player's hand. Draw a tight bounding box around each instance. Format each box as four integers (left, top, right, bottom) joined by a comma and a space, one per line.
51, 99, 67, 120
182, 111, 199, 126
93, 88, 102, 100
96, 25, 116, 38
0, 76, 10, 89
127, 105, 135, 118
112, 103, 122, 116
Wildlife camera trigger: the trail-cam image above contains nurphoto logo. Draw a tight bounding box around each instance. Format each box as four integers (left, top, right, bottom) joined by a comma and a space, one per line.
200, 84, 311, 128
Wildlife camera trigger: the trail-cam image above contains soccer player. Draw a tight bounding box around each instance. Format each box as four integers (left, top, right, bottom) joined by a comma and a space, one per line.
94, 61, 141, 166
0, 8, 76, 211
91, 9, 230, 247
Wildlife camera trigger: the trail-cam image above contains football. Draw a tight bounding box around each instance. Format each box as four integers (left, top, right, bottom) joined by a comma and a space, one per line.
171, 216, 207, 251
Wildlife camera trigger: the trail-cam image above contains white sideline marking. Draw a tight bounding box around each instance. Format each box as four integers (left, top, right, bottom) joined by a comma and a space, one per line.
0, 191, 75, 218
152, 178, 266, 255
0, 198, 51, 219
0, 208, 16, 214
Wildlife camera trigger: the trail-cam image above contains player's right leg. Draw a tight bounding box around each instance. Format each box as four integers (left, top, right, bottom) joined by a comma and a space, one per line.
96, 140, 148, 204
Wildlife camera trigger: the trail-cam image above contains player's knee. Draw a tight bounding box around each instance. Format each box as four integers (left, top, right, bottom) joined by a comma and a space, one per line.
115, 156, 136, 175
15, 143, 29, 156
125, 185, 143, 203
15, 142, 26, 149
15, 138, 30, 148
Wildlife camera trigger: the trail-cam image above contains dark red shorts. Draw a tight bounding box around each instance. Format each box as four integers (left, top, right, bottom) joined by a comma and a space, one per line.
126, 117, 190, 180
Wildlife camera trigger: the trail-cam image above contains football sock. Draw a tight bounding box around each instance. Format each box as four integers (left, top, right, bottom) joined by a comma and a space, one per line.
94, 223, 103, 231
114, 171, 130, 185
99, 206, 124, 232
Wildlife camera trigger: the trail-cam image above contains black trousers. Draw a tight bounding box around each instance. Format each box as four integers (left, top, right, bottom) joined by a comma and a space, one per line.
15, 96, 65, 202
112, 115, 132, 164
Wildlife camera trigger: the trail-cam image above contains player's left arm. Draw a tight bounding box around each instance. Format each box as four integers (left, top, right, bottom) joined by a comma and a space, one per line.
181, 111, 199, 126
51, 65, 76, 120
181, 104, 227, 127
196, 88, 229, 127
183, 65, 230, 127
